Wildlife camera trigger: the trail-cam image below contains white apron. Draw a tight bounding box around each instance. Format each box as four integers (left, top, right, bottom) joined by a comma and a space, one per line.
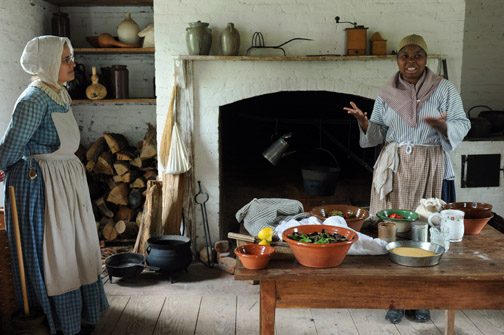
34, 108, 101, 296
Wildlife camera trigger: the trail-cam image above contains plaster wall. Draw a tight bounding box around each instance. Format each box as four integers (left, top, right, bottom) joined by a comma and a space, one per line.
0, 0, 56, 205
461, 0, 504, 111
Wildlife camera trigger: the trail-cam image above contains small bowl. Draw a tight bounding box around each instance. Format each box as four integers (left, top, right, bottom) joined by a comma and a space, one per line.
376, 209, 419, 233
235, 244, 275, 270
310, 204, 369, 231
282, 225, 358, 268
464, 215, 494, 235
386, 241, 444, 267
444, 202, 493, 219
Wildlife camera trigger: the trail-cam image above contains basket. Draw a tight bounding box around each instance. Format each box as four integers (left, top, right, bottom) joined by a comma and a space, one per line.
0, 209, 18, 330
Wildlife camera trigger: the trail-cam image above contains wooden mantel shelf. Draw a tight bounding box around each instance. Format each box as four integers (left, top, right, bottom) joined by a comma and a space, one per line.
45, 0, 152, 6
176, 54, 444, 62
72, 98, 156, 106
74, 48, 154, 54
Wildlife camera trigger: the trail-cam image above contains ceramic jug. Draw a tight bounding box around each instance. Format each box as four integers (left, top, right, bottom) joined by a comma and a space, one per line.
67, 63, 87, 99
186, 21, 212, 55
428, 209, 465, 242
117, 13, 140, 45
220, 22, 240, 56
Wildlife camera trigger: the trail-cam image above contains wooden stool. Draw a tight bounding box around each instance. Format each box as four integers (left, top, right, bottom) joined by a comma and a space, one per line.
0, 209, 18, 334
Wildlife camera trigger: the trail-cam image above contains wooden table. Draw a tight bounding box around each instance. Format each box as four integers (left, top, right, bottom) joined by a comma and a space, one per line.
234, 226, 504, 335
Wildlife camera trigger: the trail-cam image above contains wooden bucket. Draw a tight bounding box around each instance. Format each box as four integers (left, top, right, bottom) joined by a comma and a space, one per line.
0, 208, 18, 332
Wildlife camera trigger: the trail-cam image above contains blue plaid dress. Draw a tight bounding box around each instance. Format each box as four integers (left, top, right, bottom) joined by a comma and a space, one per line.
0, 82, 108, 335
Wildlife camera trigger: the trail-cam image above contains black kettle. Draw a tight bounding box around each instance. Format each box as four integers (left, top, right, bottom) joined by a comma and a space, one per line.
67, 63, 88, 99
467, 105, 492, 138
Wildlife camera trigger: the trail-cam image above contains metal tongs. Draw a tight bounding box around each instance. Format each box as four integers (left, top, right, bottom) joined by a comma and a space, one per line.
194, 181, 214, 268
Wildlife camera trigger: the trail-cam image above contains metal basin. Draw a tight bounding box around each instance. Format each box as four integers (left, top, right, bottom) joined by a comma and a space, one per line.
386, 241, 445, 267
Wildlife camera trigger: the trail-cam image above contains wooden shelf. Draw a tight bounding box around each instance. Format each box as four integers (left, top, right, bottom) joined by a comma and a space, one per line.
72, 98, 156, 106
74, 47, 154, 54
45, 0, 152, 6
176, 54, 444, 61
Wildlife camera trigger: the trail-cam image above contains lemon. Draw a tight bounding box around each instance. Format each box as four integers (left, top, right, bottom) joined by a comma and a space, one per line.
258, 239, 270, 246
257, 227, 273, 242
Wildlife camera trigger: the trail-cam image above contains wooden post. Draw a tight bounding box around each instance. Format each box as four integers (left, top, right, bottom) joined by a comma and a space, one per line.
260, 280, 276, 335
445, 309, 456, 335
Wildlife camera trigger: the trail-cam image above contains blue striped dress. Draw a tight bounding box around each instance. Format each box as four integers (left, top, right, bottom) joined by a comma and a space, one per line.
360, 79, 471, 215
0, 82, 108, 334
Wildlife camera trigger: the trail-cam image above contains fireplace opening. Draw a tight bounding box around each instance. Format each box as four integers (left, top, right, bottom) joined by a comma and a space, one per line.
219, 90, 378, 239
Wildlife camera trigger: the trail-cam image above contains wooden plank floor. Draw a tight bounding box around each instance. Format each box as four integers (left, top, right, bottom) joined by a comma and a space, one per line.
92, 263, 504, 335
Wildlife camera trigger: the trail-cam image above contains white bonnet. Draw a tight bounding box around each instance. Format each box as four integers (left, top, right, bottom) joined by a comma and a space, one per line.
20, 35, 73, 86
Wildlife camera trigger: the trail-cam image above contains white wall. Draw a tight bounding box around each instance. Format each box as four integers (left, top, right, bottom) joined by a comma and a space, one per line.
461, 0, 504, 111
0, 0, 56, 205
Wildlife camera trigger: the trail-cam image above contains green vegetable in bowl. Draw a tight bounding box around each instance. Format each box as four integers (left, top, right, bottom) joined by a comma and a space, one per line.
329, 210, 357, 219
287, 229, 349, 244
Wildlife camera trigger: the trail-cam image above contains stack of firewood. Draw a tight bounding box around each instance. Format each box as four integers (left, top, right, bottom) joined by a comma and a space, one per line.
82, 123, 157, 243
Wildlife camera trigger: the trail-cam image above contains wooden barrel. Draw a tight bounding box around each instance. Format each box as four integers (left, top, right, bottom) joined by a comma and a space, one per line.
0, 208, 18, 332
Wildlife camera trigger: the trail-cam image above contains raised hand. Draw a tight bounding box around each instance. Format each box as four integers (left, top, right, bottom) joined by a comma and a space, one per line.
424, 112, 448, 137
343, 101, 368, 132
0, 170, 4, 182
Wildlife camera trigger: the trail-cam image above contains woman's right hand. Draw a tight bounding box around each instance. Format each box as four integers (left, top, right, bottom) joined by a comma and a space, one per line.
0, 170, 5, 182
343, 101, 368, 132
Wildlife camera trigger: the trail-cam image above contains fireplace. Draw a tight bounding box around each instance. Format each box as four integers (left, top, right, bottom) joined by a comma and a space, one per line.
177, 56, 443, 245
219, 90, 377, 238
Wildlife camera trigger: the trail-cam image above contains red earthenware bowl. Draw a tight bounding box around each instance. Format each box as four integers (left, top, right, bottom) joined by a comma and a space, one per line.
282, 225, 358, 268
310, 204, 369, 231
234, 244, 275, 270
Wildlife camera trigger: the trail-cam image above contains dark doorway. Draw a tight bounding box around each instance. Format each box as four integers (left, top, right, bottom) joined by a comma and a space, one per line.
219, 90, 378, 239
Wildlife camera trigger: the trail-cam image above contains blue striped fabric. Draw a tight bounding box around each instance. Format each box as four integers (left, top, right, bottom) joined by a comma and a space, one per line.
0, 84, 108, 334
360, 79, 471, 180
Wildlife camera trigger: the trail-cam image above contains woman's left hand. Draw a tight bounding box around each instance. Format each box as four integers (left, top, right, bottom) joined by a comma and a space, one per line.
424, 112, 448, 137
0, 170, 5, 182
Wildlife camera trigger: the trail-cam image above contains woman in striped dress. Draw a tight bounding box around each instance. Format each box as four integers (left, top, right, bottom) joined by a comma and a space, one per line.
344, 34, 470, 323
0, 36, 108, 334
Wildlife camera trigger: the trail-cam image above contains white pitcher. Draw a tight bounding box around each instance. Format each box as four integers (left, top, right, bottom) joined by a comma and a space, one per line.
428, 209, 465, 242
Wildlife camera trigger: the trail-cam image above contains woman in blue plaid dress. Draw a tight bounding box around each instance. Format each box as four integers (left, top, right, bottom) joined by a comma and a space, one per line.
0, 36, 108, 334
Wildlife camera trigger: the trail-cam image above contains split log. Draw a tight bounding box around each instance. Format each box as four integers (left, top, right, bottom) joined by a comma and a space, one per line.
120, 170, 142, 183
113, 162, 130, 176
140, 123, 157, 160
103, 133, 129, 154
162, 173, 185, 235
131, 157, 156, 169
94, 151, 114, 175
131, 176, 146, 189
102, 222, 118, 241
96, 197, 114, 218
116, 148, 137, 161
115, 206, 133, 222
85, 160, 95, 173
104, 176, 117, 190
143, 169, 158, 181
107, 183, 129, 206
86, 137, 107, 162
133, 180, 162, 253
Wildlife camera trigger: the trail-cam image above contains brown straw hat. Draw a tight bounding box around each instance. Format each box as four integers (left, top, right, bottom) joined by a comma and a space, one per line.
398, 34, 428, 53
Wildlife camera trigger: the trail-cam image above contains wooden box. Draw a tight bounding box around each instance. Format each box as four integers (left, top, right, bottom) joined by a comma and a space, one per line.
346, 28, 368, 55
371, 40, 387, 55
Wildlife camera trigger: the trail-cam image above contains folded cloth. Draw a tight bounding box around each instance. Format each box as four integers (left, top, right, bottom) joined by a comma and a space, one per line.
276, 216, 387, 255
373, 142, 399, 200
322, 216, 388, 255
235, 198, 304, 237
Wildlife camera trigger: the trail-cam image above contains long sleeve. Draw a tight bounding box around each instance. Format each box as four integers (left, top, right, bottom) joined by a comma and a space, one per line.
0, 93, 47, 170
359, 97, 388, 148
437, 81, 471, 152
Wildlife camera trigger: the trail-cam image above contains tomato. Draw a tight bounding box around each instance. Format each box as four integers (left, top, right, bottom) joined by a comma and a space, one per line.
388, 213, 404, 219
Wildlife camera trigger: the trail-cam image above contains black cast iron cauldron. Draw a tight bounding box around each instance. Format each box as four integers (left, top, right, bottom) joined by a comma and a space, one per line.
146, 235, 192, 275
